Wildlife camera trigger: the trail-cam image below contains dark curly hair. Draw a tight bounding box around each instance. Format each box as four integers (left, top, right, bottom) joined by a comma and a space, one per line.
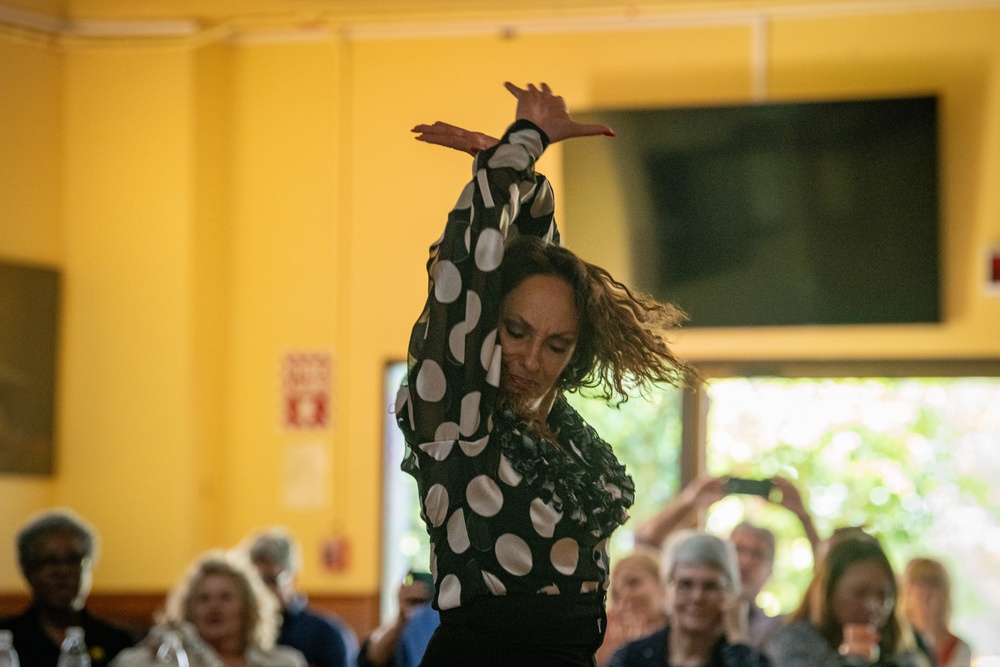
499, 236, 693, 405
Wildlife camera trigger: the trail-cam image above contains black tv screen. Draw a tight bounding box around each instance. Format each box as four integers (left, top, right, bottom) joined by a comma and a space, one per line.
565, 97, 941, 328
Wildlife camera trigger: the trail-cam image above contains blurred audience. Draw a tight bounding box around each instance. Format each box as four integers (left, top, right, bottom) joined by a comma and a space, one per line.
608, 532, 769, 667
765, 529, 932, 667
358, 571, 439, 667
635, 475, 820, 648
596, 548, 669, 666
111, 550, 305, 667
0, 509, 134, 666
901, 557, 972, 667
245, 528, 358, 667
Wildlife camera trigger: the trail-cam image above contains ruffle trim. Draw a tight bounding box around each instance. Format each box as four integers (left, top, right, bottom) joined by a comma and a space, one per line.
494, 397, 635, 538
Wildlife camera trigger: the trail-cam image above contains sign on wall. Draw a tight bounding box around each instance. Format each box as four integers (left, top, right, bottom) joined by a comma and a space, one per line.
281, 351, 332, 430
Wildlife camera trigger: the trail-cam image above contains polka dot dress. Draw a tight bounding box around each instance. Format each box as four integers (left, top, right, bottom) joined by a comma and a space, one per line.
396, 120, 635, 611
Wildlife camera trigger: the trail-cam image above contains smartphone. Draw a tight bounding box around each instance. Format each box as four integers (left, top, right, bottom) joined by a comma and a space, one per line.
724, 477, 773, 498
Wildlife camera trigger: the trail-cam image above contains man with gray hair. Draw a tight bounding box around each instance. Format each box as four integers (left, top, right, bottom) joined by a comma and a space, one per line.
0, 509, 133, 666
246, 527, 357, 667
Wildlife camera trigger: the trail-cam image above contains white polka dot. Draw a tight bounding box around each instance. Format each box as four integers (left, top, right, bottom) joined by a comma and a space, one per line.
530, 180, 555, 218
452, 181, 474, 211
482, 570, 506, 596
418, 440, 454, 462
438, 574, 462, 610
488, 143, 531, 171
481, 329, 498, 371
465, 290, 482, 330
496, 534, 532, 576
459, 435, 489, 457
464, 223, 471, 253
538, 584, 560, 595
530, 498, 563, 538
485, 343, 502, 388
430, 545, 437, 581
474, 228, 504, 272
448, 321, 467, 364
424, 484, 449, 527
507, 128, 544, 156
498, 455, 522, 486
415, 360, 446, 403
434, 421, 459, 441
394, 385, 409, 415
551, 537, 579, 575
581, 582, 599, 594
594, 539, 609, 573
467, 475, 503, 517
432, 260, 462, 305
447, 508, 470, 554
459, 391, 481, 437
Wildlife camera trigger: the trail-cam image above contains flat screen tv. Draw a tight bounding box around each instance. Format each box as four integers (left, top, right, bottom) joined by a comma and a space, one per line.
563, 96, 940, 328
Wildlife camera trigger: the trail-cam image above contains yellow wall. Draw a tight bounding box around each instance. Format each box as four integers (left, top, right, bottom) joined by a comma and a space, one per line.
1, 3, 999, 596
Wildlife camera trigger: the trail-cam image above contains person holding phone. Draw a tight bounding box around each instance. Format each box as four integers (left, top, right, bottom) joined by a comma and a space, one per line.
633, 475, 820, 649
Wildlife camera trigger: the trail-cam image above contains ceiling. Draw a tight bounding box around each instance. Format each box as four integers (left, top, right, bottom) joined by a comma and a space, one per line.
0, 0, 914, 26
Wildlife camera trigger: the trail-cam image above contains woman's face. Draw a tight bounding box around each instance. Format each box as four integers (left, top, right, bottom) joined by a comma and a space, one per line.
903, 579, 945, 632
668, 563, 728, 635
189, 573, 245, 649
499, 274, 579, 410
832, 559, 895, 629
611, 560, 664, 620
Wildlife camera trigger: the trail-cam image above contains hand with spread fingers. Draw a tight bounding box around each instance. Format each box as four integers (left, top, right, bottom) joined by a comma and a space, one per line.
503, 81, 613, 143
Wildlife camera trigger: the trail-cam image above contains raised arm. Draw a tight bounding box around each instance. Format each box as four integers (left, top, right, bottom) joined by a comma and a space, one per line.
771, 476, 821, 556
633, 475, 727, 548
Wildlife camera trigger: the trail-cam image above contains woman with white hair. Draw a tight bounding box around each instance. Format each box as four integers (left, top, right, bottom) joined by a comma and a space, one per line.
607, 532, 770, 667
112, 551, 305, 667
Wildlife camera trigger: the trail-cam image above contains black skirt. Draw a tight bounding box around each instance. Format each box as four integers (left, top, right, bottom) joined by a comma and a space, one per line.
419, 593, 606, 667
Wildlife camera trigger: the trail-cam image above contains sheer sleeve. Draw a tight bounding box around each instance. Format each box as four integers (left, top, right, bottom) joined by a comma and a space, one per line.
397, 120, 558, 445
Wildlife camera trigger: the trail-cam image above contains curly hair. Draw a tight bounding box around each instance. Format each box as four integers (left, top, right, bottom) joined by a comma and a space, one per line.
499, 236, 693, 405
165, 550, 280, 651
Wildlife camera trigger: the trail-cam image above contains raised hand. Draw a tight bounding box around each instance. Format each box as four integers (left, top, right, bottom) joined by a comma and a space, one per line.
503, 81, 614, 143
411, 121, 499, 156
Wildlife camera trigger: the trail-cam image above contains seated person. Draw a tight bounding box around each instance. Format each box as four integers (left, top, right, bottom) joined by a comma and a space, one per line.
596, 548, 669, 667
245, 528, 358, 667
359, 571, 439, 667
634, 475, 820, 649
0, 509, 134, 666
608, 532, 770, 667
901, 557, 972, 667
111, 550, 305, 667
766, 529, 932, 667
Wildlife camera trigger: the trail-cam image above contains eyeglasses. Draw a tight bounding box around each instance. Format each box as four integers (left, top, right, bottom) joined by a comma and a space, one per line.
671, 577, 726, 597
30, 553, 90, 571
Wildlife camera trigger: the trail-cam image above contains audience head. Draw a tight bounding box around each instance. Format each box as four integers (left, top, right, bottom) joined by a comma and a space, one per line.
246, 527, 301, 608
662, 532, 740, 635
793, 528, 901, 652
608, 547, 665, 619
398, 570, 435, 619
166, 550, 279, 652
729, 521, 776, 602
901, 557, 953, 633
16, 509, 96, 612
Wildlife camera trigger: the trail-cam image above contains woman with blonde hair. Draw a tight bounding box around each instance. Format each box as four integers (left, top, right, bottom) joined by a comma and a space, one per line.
901, 558, 972, 667
112, 551, 304, 667
597, 548, 669, 666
